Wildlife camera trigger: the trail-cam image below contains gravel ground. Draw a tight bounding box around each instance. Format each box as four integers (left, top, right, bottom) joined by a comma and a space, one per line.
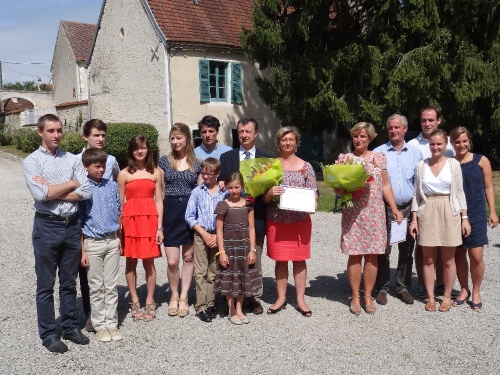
1, 150, 499, 375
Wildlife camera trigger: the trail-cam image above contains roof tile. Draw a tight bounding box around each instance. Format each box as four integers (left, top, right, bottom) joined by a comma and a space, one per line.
147, 0, 254, 48
61, 20, 96, 61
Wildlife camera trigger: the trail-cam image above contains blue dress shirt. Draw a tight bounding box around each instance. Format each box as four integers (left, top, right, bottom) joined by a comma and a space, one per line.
79, 178, 121, 238
373, 141, 423, 205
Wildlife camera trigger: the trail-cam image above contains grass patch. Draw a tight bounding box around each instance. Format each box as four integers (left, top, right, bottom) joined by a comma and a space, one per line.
317, 180, 338, 212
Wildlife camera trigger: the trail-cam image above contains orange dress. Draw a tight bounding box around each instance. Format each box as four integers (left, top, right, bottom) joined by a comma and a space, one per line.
122, 179, 161, 259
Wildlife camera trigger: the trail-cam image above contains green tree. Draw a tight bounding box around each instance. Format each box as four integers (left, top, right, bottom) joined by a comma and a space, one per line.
3, 80, 50, 91
241, 0, 500, 157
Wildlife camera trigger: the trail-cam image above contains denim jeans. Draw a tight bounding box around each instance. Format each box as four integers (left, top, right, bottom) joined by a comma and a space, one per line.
32, 216, 81, 342
375, 204, 415, 293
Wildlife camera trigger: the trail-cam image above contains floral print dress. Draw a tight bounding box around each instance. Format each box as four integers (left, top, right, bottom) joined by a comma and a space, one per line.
338, 152, 387, 255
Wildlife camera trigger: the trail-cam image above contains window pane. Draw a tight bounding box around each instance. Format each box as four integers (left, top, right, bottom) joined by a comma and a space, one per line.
219, 88, 225, 98
209, 64, 215, 74
210, 75, 216, 86
219, 76, 225, 88
210, 87, 216, 97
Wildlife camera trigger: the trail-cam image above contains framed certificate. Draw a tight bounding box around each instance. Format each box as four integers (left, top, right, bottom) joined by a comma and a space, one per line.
278, 186, 316, 213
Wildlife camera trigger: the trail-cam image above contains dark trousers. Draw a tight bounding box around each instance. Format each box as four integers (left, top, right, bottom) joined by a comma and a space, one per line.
78, 265, 91, 316
32, 216, 81, 342
375, 204, 415, 294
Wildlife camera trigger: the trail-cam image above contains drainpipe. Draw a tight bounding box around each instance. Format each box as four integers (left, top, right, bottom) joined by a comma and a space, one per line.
87, 68, 91, 120
165, 45, 173, 130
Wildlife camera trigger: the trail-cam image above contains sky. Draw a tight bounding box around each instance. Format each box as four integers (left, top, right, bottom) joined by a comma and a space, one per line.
0, 0, 103, 85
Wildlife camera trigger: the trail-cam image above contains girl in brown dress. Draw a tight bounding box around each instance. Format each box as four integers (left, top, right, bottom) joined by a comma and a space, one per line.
214, 173, 261, 325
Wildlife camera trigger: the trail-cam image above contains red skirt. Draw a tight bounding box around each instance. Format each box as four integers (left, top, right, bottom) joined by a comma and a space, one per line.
266, 217, 312, 261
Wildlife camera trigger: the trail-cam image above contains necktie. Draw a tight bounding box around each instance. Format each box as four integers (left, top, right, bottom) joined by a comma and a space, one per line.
244, 151, 251, 160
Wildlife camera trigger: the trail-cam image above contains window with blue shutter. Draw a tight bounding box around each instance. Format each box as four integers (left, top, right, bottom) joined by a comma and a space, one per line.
209, 61, 228, 102
199, 59, 210, 102
199, 59, 241, 104
231, 62, 242, 104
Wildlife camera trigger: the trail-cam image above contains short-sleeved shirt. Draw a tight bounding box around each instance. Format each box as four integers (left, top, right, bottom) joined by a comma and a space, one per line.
194, 142, 232, 160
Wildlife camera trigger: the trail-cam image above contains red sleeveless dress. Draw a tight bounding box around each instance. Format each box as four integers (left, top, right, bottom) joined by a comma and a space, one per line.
121, 179, 161, 259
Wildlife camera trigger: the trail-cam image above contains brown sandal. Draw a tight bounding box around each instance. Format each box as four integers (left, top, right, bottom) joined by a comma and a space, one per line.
130, 302, 143, 321
425, 295, 437, 312
143, 303, 157, 321
439, 295, 452, 312
349, 296, 361, 315
178, 297, 189, 318
168, 295, 179, 316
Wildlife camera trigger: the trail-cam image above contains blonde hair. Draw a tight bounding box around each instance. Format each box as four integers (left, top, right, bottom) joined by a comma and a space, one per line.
275, 126, 301, 148
449, 126, 472, 152
350, 122, 377, 141
168, 123, 196, 172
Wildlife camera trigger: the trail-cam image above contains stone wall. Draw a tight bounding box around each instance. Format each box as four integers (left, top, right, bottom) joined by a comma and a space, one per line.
56, 103, 87, 132
88, 0, 170, 150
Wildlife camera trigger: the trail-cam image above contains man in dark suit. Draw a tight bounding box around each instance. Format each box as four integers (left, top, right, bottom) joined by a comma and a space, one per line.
219, 117, 270, 314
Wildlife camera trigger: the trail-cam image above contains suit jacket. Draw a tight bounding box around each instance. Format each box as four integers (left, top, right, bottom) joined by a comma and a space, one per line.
219, 148, 270, 237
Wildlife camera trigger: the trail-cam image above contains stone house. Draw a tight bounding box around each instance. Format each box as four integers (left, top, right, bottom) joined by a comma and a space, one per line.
51, 20, 96, 128
87, 0, 281, 152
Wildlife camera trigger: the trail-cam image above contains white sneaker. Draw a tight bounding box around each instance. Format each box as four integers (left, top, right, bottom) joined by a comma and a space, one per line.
85, 316, 94, 332
108, 328, 123, 342
96, 329, 112, 342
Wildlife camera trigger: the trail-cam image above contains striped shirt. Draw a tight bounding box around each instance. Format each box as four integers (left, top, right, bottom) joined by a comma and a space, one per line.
79, 178, 121, 238
185, 184, 226, 231
23, 146, 91, 215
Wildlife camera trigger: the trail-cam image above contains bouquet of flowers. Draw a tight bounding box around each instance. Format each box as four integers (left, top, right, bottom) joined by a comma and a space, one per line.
239, 158, 283, 198
321, 157, 373, 208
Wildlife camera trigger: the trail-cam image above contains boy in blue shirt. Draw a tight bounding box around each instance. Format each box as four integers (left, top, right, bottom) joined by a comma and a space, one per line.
185, 158, 226, 322
79, 148, 122, 342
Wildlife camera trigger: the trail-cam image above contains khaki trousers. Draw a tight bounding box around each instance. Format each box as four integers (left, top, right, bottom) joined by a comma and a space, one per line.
193, 234, 218, 313
83, 235, 120, 331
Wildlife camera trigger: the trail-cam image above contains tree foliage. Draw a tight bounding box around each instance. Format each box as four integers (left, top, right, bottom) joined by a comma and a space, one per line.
241, 0, 500, 155
2, 80, 50, 91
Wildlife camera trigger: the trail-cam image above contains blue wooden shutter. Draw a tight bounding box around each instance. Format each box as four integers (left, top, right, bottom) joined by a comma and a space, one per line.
231, 62, 242, 104
199, 59, 210, 103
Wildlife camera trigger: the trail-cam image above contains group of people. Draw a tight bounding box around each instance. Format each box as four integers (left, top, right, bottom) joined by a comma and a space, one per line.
337, 106, 497, 316
23, 107, 496, 354
23, 114, 317, 353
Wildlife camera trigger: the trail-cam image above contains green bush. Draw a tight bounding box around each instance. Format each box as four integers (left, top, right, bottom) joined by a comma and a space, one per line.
11, 128, 40, 153
60, 132, 85, 154
20, 129, 41, 153
0, 124, 14, 146
105, 123, 159, 168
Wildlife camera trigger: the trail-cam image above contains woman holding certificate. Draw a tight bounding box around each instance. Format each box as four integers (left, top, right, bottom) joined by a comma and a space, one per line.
262, 127, 317, 317
336, 122, 401, 315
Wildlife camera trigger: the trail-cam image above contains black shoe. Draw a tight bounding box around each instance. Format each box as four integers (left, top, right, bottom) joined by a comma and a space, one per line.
197, 310, 212, 323
267, 300, 287, 314
43, 337, 68, 353
207, 306, 217, 319
62, 329, 90, 345
247, 297, 264, 314
397, 290, 415, 305
375, 290, 388, 305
